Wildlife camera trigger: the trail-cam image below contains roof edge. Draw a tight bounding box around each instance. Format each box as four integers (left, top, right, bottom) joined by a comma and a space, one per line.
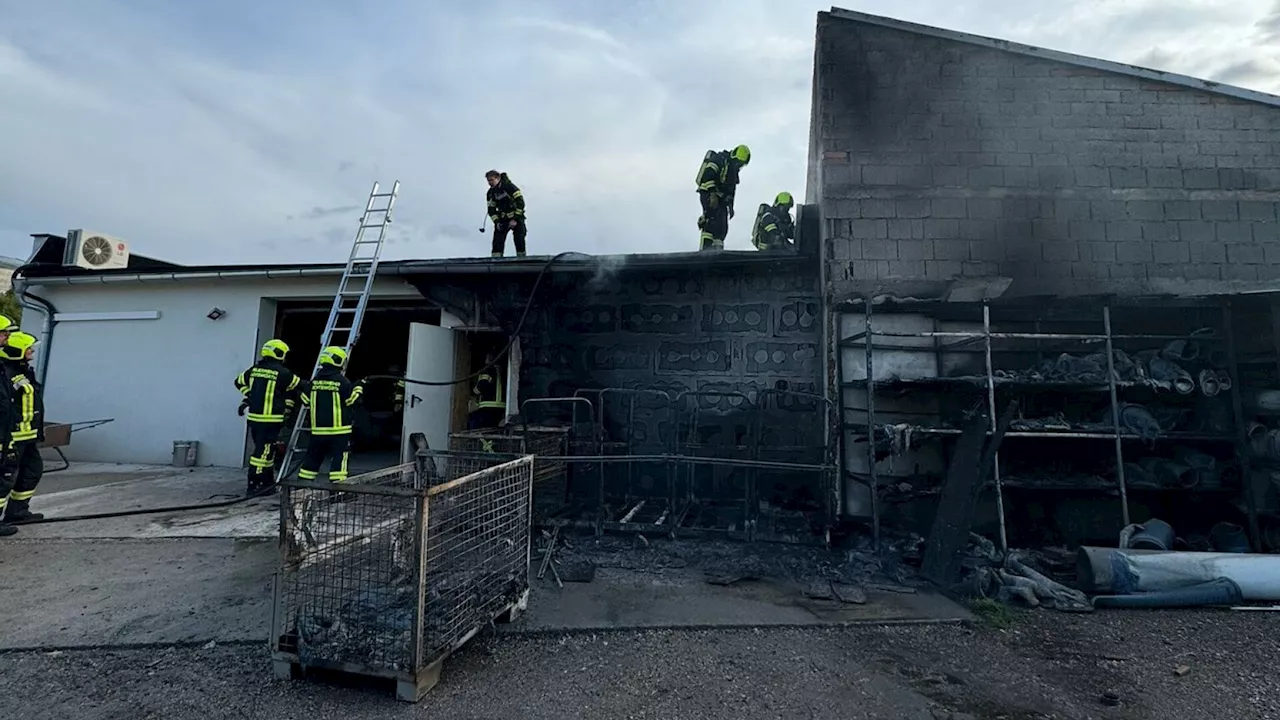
20, 251, 815, 286
824, 7, 1280, 109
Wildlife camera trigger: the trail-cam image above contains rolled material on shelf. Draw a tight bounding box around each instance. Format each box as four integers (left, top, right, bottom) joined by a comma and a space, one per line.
1077, 547, 1280, 601
1092, 577, 1243, 609
1120, 518, 1175, 551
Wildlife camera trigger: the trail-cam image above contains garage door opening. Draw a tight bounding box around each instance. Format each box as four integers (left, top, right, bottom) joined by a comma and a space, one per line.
273, 300, 442, 471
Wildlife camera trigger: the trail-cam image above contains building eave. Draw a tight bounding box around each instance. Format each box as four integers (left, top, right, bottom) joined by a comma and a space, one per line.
824, 7, 1280, 110
18, 250, 814, 287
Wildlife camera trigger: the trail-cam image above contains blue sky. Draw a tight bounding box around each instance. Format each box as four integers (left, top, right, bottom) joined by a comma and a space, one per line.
1, 0, 1277, 265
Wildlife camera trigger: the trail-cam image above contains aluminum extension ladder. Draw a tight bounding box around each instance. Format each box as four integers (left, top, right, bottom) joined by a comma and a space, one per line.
274, 180, 401, 484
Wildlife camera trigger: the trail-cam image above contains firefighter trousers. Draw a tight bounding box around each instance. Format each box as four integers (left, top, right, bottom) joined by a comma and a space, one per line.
698, 192, 728, 250
247, 421, 281, 489
298, 433, 351, 483
492, 219, 528, 257
0, 440, 43, 518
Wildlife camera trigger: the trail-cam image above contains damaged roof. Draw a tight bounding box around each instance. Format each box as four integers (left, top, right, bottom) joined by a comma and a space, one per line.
19, 233, 812, 285
824, 7, 1280, 109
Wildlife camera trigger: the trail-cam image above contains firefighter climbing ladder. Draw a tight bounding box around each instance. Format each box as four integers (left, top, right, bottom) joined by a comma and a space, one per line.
274, 180, 401, 484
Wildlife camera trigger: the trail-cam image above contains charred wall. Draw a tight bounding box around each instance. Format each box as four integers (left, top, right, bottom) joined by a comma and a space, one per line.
810, 10, 1280, 299
484, 260, 826, 511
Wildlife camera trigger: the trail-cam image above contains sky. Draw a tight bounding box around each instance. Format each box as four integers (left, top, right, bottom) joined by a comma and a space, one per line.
1, 0, 1277, 265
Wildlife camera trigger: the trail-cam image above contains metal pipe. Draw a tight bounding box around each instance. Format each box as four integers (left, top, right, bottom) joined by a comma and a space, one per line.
12, 268, 58, 385
1223, 299, 1259, 548
983, 303, 1008, 552
864, 301, 879, 549
1102, 305, 1131, 527
533, 454, 832, 472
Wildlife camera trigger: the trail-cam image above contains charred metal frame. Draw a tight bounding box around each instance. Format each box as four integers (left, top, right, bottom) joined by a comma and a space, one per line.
840, 297, 1251, 550
494, 386, 836, 544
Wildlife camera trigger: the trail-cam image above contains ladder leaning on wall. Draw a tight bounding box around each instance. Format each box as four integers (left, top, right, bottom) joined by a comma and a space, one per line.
273, 180, 401, 485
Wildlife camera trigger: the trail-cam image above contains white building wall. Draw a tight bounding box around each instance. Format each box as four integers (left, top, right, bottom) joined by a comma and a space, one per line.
21, 275, 421, 467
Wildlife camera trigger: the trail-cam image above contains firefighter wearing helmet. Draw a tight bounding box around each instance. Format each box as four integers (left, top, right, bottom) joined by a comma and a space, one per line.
234, 339, 306, 494
751, 191, 796, 252
297, 346, 364, 484
695, 144, 751, 251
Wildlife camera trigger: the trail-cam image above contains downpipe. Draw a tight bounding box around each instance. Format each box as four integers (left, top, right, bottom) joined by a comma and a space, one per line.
11, 266, 57, 385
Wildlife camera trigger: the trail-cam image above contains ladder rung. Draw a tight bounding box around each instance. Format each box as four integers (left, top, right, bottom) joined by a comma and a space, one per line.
371, 192, 396, 198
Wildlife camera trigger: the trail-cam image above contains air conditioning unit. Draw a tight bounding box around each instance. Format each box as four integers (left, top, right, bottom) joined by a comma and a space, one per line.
64, 230, 131, 270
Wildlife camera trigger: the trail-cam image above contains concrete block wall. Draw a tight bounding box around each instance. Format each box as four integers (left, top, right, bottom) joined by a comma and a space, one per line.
809, 11, 1280, 298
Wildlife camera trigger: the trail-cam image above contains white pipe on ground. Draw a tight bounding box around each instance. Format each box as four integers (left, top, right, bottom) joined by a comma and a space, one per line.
1078, 546, 1280, 601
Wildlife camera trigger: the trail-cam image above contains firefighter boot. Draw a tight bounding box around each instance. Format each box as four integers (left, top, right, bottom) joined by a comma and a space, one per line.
0, 523, 15, 537
4, 498, 43, 525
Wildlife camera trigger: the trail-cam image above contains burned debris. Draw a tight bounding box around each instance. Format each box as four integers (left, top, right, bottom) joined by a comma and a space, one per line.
833, 292, 1280, 613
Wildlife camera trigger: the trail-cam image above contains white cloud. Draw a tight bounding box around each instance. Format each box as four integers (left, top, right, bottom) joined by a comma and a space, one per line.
0, 1, 1276, 264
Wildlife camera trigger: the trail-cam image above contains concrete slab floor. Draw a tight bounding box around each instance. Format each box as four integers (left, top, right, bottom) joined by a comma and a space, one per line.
3, 462, 970, 654
0, 537, 275, 650
507, 568, 971, 633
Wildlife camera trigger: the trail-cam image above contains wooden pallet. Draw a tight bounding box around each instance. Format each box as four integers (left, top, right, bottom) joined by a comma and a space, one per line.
273, 587, 529, 702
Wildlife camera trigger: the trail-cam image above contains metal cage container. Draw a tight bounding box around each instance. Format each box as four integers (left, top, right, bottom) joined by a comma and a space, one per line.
449, 426, 569, 517
271, 453, 534, 701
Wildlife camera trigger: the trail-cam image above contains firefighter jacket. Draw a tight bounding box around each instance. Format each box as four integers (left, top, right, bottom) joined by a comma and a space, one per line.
486, 174, 526, 223
301, 367, 363, 435
695, 150, 742, 210
234, 358, 304, 423
751, 202, 796, 250
0, 362, 14, 447
473, 371, 505, 411
4, 360, 43, 444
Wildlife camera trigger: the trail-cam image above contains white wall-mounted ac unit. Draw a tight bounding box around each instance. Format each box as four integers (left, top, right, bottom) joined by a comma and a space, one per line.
64, 230, 131, 270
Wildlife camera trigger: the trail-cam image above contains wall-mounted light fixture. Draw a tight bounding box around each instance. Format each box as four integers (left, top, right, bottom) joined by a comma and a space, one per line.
207, 307, 226, 321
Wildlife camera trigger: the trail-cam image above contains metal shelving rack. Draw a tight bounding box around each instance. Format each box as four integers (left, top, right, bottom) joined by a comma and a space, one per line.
838, 298, 1249, 551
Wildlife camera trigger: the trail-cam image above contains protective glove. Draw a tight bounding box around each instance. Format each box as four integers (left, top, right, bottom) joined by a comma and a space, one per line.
728, 206, 735, 219
697, 215, 706, 229
237, 401, 248, 417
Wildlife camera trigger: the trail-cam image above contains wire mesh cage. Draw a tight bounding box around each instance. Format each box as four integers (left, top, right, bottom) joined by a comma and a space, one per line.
272, 454, 534, 701
449, 426, 569, 519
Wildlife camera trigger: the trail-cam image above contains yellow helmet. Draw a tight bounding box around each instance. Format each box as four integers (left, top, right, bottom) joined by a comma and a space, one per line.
775, 191, 794, 207
261, 339, 290, 360
731, 144, 751, 164
0, 315, 13, 332
0, 331, 38, 361
318, 346, 348, 368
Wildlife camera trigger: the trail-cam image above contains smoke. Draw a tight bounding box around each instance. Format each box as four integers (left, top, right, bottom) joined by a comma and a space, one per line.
586, 254, 628, 293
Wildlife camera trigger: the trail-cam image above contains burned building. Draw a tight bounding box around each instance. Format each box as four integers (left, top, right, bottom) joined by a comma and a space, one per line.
21, 9, 1280, 552
809, 9, 1280, 552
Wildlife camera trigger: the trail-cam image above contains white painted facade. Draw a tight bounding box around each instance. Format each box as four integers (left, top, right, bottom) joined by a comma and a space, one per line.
22, 274, 422, 467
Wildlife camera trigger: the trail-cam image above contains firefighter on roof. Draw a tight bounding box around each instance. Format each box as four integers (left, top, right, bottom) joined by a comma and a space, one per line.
486, 170, 527, 258
298, 346, 364, 484
234, 339, 306, 494
696, 144, 751, 251
751, 191, 796, 251
0, 332, 45, 531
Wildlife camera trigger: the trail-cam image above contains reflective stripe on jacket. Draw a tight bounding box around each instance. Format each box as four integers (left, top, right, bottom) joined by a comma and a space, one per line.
301, 368, 363, 435
234, 359, 303, 423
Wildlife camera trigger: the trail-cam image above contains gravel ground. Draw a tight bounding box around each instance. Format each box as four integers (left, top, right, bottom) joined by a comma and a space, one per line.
5, 608, 1280, 720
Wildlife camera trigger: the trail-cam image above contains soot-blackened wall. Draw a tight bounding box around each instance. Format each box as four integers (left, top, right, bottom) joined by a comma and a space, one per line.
489, 261, 825, 508
810, 10, 1280, 298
